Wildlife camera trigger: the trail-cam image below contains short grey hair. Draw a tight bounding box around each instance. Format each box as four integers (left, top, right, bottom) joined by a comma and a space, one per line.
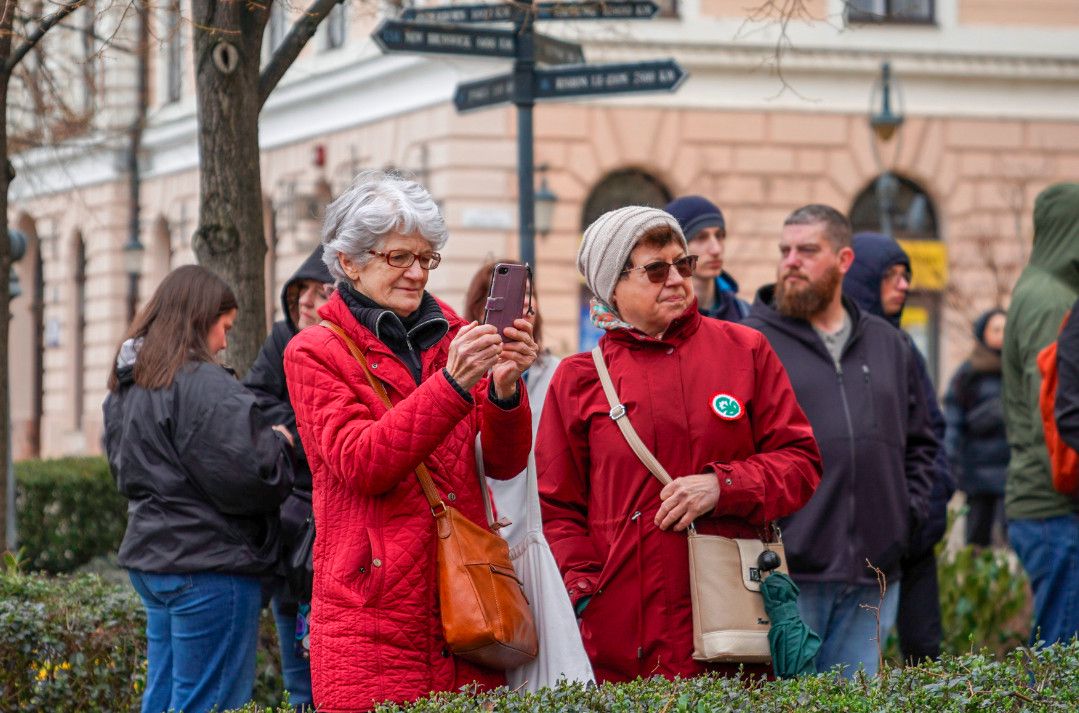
321, 169, 448, 282
783, 204, 852, 249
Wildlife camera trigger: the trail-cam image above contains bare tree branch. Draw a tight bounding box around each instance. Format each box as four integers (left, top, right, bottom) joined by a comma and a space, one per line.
258, 0, 341, 109
6, 0, 88, 73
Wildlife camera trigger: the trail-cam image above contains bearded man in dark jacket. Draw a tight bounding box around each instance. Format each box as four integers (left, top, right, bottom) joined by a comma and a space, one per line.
742, 205, 936, 677
244, 245, 333, 708
843, 232, 954, 665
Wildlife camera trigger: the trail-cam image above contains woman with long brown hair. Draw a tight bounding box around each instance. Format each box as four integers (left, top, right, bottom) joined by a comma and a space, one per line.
103, 264, 294, 713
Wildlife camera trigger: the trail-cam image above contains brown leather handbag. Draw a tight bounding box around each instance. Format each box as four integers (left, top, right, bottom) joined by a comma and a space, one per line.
322, 321, 539, 670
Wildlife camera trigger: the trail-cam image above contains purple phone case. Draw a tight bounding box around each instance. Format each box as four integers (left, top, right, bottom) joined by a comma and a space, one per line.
483, 264, 528, 341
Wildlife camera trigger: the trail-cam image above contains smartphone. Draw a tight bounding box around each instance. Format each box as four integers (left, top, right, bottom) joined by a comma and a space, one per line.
483, 263, 529, 342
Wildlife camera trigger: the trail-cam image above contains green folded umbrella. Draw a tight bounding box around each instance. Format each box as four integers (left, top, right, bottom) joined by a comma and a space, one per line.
761, 571, 821, 678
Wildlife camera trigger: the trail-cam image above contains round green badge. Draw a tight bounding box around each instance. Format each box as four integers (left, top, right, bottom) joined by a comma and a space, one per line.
710, 393, 743, 421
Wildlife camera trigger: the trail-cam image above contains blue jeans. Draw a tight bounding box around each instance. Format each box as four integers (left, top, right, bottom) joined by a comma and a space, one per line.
1008, 514, 1079, 646
272, 593, 313, 708
129, 570, 261, 713
796, 579, 901, 677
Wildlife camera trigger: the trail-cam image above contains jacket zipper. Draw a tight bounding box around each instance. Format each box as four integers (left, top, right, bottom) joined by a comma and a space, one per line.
836, 365, 859, 582
862, 364, 879, 429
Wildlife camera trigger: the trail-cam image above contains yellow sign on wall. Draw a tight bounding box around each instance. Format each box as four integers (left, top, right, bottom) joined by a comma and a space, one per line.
897, 239, 948, 292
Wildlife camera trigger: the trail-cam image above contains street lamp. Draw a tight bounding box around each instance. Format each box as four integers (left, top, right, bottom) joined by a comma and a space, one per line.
868, 61, 906, 237
123, 233, 144, 323
534, 164, 558, 238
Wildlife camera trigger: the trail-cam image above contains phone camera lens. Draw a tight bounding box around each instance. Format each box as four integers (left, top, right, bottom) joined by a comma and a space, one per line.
497, 266, 509, 274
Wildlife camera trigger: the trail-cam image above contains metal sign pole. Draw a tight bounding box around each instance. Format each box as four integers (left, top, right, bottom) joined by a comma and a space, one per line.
515, 4, 537, 271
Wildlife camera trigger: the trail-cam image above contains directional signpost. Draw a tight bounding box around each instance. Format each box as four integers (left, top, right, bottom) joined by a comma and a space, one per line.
374, 1, 683, 270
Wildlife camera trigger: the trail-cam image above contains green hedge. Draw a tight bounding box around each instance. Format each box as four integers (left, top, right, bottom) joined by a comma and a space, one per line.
0, 563, 1070, 713
0, 555, 145, 712
14, 456, 127, 574
224, 643, 1079, 713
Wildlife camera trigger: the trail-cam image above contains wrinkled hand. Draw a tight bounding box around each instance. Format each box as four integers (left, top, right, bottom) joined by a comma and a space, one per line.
446, 322, 503, 392
272, 425, 295, 448
491, 318, 538, 399
655, 474, 720, 531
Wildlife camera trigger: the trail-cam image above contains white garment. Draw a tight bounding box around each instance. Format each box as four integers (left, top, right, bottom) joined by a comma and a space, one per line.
483, 355, 594, 691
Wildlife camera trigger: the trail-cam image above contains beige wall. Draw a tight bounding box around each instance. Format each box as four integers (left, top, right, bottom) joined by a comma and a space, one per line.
699, 0, 827, 20
959, 0, 1079, 27
11, 103, 1079, 458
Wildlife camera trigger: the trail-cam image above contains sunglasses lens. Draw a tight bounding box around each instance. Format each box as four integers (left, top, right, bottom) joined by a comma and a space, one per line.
674, 256, 697, 278
643, 262, 670, 283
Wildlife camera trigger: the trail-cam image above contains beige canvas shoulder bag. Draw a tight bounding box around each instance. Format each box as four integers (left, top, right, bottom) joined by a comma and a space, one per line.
591, 346, 786, 664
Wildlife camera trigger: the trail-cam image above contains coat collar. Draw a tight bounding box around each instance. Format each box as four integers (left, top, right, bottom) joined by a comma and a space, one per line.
603, 301, 703, 349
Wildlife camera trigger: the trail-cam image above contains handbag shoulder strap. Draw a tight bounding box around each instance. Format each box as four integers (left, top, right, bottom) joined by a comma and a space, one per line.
320, 320, 445, 514
321, 320, 496, 526
590, 346, 673, 487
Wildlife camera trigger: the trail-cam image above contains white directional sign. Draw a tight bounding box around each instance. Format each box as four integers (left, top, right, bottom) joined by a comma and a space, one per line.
533, 59, 686, 99
372, 20, 516, 58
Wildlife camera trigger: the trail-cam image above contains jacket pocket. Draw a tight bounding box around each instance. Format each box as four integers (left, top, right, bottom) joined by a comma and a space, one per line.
329, 527, 379, 606
862, 364, 879, 431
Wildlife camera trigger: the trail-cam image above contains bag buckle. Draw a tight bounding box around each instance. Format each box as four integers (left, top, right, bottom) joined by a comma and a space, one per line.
431, 502, 448, 517
609, 403, 627, 421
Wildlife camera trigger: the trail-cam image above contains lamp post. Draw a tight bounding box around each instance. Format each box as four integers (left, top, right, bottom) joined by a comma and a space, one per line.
6, 229, 27, 551
534, 164, 558, 239
868, 61, 905, 237
123, 233, 144, 324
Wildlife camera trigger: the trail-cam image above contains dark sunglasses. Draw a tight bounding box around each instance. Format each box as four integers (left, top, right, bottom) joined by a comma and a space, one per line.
622, 254, 699, 284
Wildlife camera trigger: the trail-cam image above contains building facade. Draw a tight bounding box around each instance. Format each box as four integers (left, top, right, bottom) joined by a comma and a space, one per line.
9, 0, 1079, 458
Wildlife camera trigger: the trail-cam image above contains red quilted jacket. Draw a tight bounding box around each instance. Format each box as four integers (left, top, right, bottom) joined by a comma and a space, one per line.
537, 307, 821, 682
284, 293, 532, 711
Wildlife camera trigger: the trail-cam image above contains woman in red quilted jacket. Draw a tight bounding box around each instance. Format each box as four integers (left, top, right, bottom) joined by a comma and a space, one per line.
538, 206, 822, 683
283, 170, 537, 711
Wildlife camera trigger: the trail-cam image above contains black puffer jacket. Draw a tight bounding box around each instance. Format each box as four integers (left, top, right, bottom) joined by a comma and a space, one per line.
104, 358, 294, 575
944, 342, 1008, 496
743, 289, 936, 585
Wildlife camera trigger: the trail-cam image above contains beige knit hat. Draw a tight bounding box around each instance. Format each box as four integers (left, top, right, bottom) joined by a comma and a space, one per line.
577, 206, 686, 308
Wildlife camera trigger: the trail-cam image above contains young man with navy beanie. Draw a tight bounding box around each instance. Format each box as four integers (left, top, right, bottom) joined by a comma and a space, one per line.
664, 196, 750, 322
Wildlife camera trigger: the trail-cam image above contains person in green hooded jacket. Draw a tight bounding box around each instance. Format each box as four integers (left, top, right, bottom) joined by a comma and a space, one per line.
1002, 182, 1079, 647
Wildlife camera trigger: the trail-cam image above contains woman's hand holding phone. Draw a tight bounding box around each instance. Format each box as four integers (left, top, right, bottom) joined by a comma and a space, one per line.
492, 318, 538, 399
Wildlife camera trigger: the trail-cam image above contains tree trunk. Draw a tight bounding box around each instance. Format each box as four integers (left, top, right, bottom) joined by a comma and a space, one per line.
0, 2, 15, 552
190, 1, 270, 377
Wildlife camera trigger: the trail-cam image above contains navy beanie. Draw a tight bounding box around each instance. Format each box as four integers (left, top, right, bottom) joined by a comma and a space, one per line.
665, 196, 725, 241
973, 308, 1006, 347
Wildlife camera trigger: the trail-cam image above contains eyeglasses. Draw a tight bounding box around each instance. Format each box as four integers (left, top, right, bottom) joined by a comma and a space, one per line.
622, 254, 699, 284
883, 266, 912, 285
369, 249, 442, 270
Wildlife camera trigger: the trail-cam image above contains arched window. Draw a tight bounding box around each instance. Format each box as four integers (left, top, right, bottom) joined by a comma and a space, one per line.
578, 168, 673, 350
849, 174, 944, 382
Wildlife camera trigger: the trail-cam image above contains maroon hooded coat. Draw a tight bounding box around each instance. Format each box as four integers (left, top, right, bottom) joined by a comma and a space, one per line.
284, 293, 532, 711
537, 307, 821, 682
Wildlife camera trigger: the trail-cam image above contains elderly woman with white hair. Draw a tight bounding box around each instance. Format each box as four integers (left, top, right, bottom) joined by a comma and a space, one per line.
283, 170, 537, 711
537, 206, 822, 683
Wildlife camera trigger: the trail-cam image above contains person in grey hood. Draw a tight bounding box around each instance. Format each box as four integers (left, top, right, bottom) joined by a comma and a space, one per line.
244, 244, 333, 708
843, 232, 952, 665
742, 205, 936, 677
103, 265, 294, 713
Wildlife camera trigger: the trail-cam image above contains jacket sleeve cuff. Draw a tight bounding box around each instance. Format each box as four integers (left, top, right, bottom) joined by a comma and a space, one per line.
567, 577, 596, 606
487, 380, 521, 410
706, 462, 764, 523
441, 368, 474, 404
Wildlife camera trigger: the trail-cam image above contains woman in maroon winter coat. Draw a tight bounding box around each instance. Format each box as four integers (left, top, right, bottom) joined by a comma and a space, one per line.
283, 171, 537, 711
537, 206, 822, 683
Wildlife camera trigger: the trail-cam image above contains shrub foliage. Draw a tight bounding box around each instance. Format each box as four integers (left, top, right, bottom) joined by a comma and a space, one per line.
0, 556, 145, 712
14, 456, 127, 574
